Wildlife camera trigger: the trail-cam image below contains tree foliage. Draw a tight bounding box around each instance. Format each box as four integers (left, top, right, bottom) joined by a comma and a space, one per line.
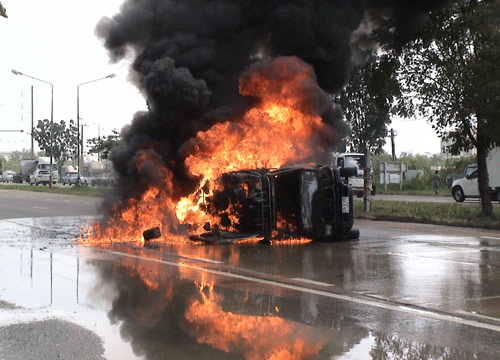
337, 52, 403, 155
33, 119, 78, 168
0, 1, 7, 18
86, 130, 123, 160
395, 0, 500, 216
2, 149, 33, 173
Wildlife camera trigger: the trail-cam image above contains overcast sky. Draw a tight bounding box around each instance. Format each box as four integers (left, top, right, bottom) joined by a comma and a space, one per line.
0, 0, 441, 156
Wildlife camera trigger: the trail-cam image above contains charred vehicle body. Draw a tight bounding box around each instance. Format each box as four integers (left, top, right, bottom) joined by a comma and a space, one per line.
194, 165, 359, 242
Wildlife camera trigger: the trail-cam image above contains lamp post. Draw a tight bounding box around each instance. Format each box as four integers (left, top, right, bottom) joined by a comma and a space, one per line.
84, 119, 101, 161
76, 74, 115, 184
12, 70, 54, 187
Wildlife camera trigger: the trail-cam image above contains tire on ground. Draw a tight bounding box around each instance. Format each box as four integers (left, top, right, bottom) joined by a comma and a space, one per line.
452, 186, 465, 202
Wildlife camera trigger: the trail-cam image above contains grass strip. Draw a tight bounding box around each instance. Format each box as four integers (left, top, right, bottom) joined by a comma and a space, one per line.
354, 199, 500, 230
0, 184, 105, 197
376, 188, 451, 197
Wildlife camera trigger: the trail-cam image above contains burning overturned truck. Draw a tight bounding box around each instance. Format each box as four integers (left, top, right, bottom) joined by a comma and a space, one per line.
191, 165, 359, 243
84, 0, 453, 246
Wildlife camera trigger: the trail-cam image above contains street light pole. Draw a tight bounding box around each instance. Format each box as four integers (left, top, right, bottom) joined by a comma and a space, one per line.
76, 73, 115, 184
84, 119, 101, 161
12, 69, 54, 187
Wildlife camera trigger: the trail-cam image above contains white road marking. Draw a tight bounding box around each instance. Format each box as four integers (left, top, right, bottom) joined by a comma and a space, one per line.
187, 257, 223, 264
409, 249, 479, 256
291, 278, 335, 287
482, 236, 500, 240
385, 251, 490, 267
31, 206, 49, 210
457, 310, 500, 323
96, 248, 500, 333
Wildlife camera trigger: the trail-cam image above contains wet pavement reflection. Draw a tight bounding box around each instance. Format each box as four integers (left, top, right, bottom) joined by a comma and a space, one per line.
1, 216, 500, 359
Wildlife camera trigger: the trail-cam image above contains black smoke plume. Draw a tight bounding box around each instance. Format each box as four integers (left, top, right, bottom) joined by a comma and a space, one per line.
95, 0, 455, 218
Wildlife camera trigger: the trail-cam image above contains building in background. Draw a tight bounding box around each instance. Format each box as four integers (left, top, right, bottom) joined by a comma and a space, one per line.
440, 137, 476, 158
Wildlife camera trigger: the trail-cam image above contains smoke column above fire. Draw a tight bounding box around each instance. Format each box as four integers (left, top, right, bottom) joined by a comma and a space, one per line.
91, 0, 455, 241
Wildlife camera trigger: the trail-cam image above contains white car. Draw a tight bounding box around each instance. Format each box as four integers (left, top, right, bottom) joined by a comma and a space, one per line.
62, 172, 78, 185
2, 170, 16, 183
30, 169, 53, 186
62, 173, 89, 186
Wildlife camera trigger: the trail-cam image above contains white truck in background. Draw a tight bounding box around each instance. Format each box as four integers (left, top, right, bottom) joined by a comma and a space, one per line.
330, 152, 376, 198
83, 160, 114, 186
22, 157, 58, 184
451, 147, 500, 203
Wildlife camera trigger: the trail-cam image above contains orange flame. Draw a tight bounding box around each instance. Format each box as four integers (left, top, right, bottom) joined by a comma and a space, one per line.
81, 57, 331, 244
186, 282, 326, 360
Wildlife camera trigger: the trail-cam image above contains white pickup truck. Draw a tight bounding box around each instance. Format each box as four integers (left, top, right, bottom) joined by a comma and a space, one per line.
451, 147, 500, 203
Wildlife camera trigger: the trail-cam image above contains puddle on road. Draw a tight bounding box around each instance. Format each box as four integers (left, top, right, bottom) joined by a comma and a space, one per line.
1, 215, 499, 359
0, 243, 497, 359
0, 246, 138, 360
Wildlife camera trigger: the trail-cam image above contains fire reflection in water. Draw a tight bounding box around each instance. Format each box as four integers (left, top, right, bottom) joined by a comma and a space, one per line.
186, 282, 326, 360
92, 257, 328, 360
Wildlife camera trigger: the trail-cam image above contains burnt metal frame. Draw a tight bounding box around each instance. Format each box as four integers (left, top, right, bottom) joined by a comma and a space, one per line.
206, 165, 354, 241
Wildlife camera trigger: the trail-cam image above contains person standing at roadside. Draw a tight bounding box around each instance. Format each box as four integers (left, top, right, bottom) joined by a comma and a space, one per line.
431, 170, 441, 196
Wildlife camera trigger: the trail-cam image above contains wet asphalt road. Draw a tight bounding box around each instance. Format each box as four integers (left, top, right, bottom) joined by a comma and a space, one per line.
0, 189, 101, 219
1, 214, 500, 359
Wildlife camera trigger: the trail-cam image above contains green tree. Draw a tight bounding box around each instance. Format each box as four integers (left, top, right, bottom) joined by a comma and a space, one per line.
33, 119, 78, 174
396, 0, 500, 216
86, 130, 123, 160
3, 149, 33, 173
338, 52, 404, 155
0, 1, 7, 18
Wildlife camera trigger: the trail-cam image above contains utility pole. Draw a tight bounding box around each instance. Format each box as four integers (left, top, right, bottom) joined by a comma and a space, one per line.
390, 128, 397, 161
363, 146, 372, 212
31, 85, 34, 158
12, 70, 54, 187
81, 124, 84, 172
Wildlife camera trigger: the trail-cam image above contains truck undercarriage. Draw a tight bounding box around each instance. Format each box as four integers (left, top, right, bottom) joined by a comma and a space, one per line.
190, 165, 359, 243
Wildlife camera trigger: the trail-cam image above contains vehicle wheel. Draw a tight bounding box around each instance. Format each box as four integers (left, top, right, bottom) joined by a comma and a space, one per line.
452, 186, 465, 202
35, 182, 39, 186
348, 229, 360, 240
496, 190, 500, 204
84, 181, 88, 186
